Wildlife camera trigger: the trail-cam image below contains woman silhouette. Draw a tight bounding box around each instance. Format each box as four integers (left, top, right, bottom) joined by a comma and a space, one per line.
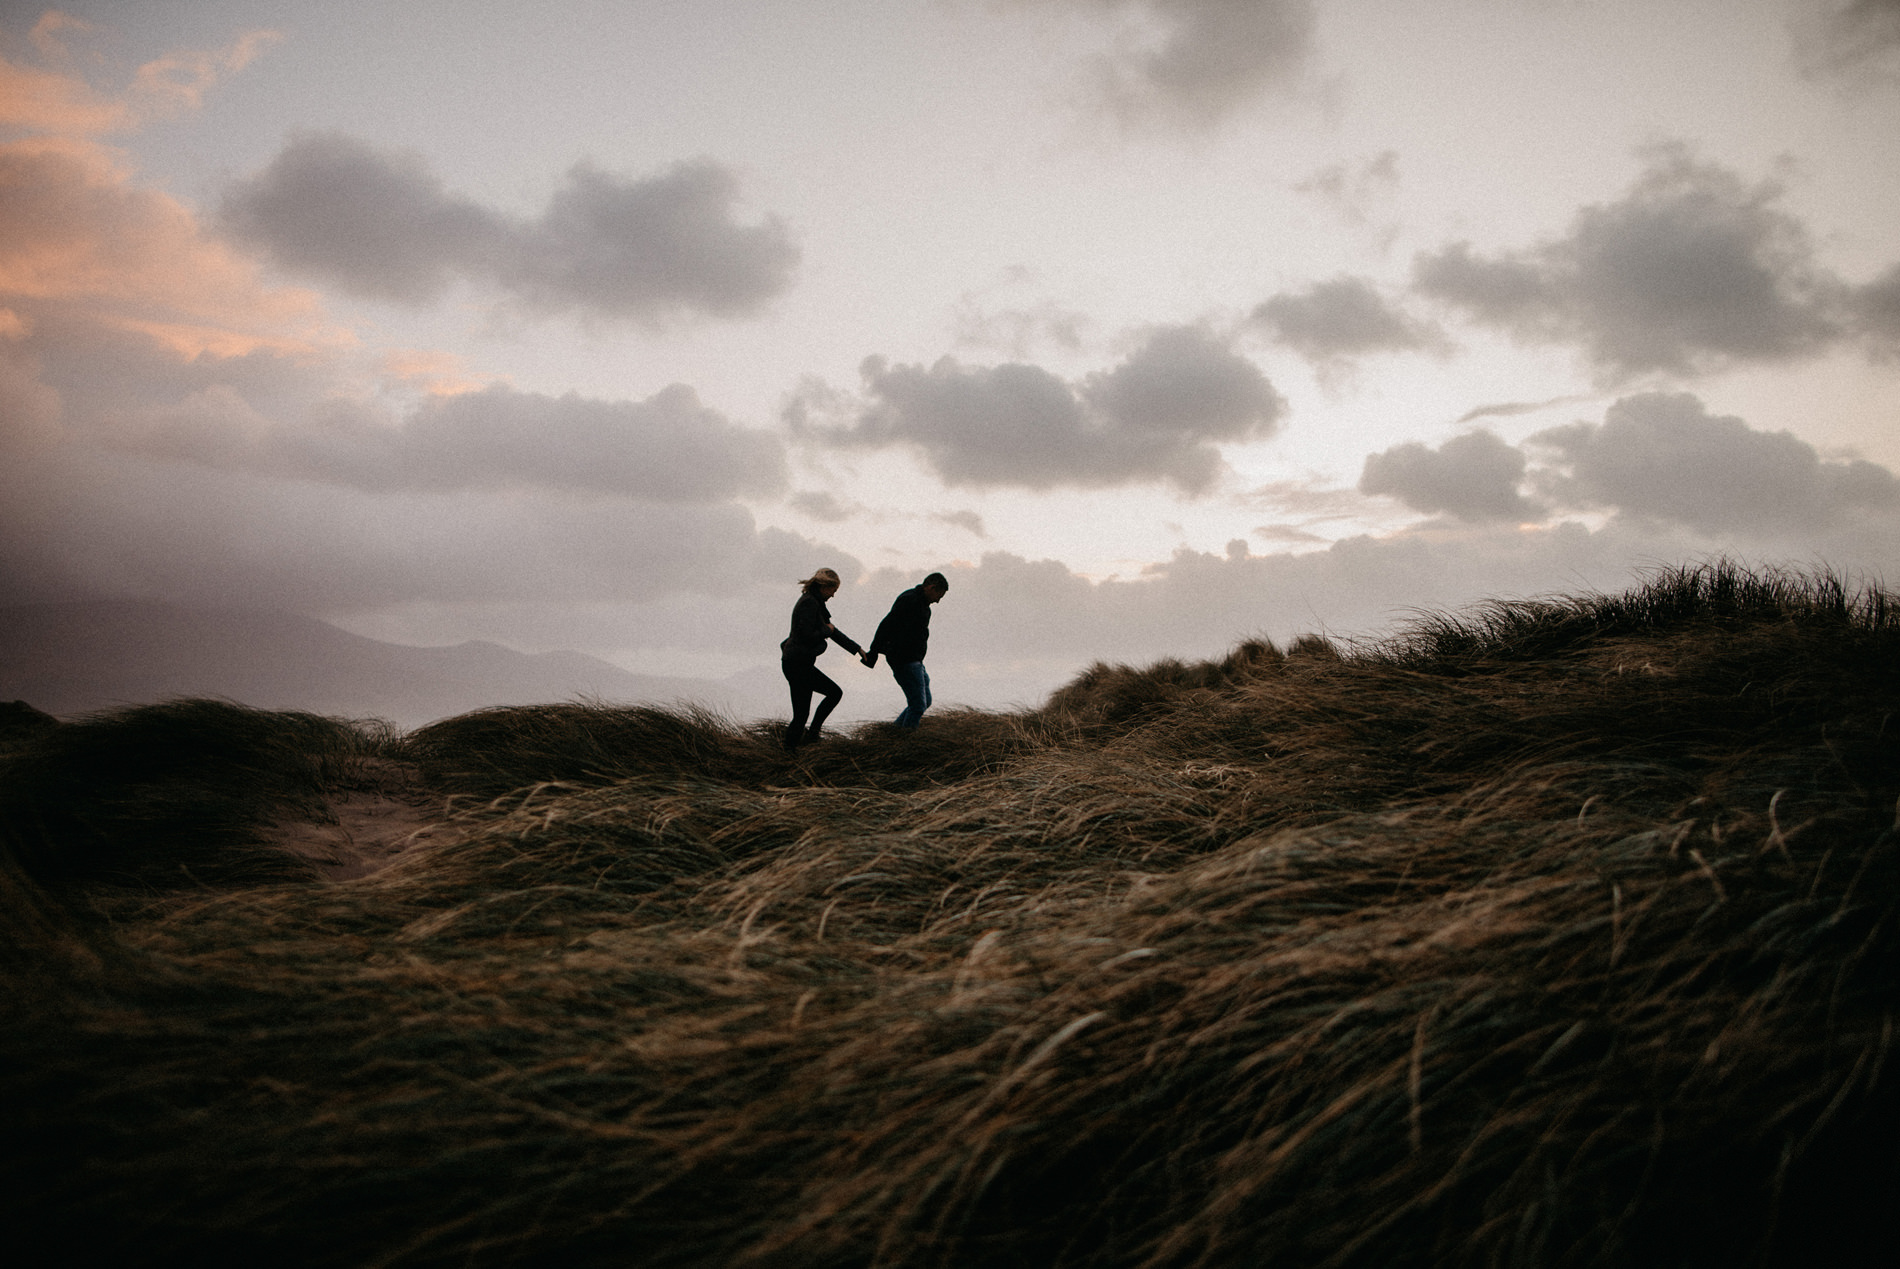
779, 568, 864, 750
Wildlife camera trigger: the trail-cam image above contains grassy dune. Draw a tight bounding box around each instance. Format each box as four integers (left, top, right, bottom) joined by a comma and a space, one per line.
2, 563, 1897, 1266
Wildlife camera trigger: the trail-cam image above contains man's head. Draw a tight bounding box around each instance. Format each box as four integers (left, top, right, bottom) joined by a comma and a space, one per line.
921, 571, 949, 603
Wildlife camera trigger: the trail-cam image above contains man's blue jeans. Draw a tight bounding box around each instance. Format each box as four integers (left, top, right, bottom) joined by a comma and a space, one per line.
890, 660, 931, 728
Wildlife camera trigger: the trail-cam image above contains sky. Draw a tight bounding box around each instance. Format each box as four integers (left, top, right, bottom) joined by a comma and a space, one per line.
2, 0, 1898, 720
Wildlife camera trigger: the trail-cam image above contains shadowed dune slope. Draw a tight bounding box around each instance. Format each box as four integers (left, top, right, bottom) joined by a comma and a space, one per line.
2, 563, 1897, 1267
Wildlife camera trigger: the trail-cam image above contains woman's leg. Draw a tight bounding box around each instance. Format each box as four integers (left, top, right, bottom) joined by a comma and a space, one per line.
805, 666, 844, 740
782, 657, 816, 748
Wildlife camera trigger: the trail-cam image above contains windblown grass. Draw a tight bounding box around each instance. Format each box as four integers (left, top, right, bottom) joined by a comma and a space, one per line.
2, 562, 1896, 1266
0, 698, 400, 890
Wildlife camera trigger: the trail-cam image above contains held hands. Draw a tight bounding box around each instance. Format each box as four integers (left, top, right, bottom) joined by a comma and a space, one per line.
860, 651, 877, 668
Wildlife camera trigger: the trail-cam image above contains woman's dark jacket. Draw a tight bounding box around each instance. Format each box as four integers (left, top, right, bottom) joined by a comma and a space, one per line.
781, 592, 862, 661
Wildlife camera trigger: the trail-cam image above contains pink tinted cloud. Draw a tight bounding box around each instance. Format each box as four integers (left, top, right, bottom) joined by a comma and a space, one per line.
0, 136, 339, 359
1, 17, 280, 136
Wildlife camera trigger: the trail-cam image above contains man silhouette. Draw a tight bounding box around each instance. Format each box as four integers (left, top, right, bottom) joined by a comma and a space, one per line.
861, 572, 948, 729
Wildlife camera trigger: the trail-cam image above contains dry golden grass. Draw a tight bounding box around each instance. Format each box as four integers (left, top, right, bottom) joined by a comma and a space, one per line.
2, 563, 1896, 1266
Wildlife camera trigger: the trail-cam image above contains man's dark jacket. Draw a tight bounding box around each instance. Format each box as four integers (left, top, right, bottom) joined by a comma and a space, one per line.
869, 585, 934, 665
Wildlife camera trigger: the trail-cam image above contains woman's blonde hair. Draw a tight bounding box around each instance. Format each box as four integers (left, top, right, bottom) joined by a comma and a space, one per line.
797, 567, 842, 594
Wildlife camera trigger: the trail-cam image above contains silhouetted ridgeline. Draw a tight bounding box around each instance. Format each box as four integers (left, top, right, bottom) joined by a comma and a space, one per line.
0, 599, 724, 726
2, 564, 1897, 1266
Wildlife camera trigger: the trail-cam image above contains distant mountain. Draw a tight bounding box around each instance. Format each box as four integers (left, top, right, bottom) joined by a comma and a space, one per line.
0, 599, 745, 728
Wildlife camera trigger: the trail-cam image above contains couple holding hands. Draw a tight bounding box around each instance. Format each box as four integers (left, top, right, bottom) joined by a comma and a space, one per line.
779, 568, 948, 750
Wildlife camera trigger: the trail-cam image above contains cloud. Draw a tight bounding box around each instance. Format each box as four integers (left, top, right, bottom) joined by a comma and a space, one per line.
814, 357, 1098, 486
1454, 395, 1592, 426
1359, 430, 1540, 523
1357, 393, 1900, 538
1528, 391, 1899, 533
222, 133, 799, 323
1085, 324, 1286, 436
218, 133, 502, 305
505, 159, 799, 322
1012, 0, 1319, 127
1252, 275, 1449, 365
1, 18, 280, 136
793, 324, 1285, 494
1791, 0, 1900, 78
0, 141, 332, 357
101, 380, 787, 501
1852, 262, 1900, 354
1413, 144, 1854, 379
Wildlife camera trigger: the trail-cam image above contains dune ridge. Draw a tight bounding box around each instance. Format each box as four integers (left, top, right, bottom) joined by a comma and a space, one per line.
2, 562, 1896, 1266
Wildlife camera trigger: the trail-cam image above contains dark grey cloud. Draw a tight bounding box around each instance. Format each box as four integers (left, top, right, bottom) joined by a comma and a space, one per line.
217, 132, 502, 304
1454, 395, 1592, 426
1084, 324, 1285, 438
1792, 0, 1900, 77
793, 325, 1284, 494
1529, 391, 1898, 533
1412, 244, 1555, 329
101, 378, 785, 502
500, 160, 798, 321
1413, 145, 1851, 379
1253, 275, 1448, 364
222, 133, 798, 322
1852, 262, 1900, 353
1015, 0, 1318, 126
1360, 393, 1900, 538
1359, 430, 1540, 523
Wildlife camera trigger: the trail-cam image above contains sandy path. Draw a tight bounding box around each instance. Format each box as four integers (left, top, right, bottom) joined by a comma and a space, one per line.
271, 759, 451, 881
